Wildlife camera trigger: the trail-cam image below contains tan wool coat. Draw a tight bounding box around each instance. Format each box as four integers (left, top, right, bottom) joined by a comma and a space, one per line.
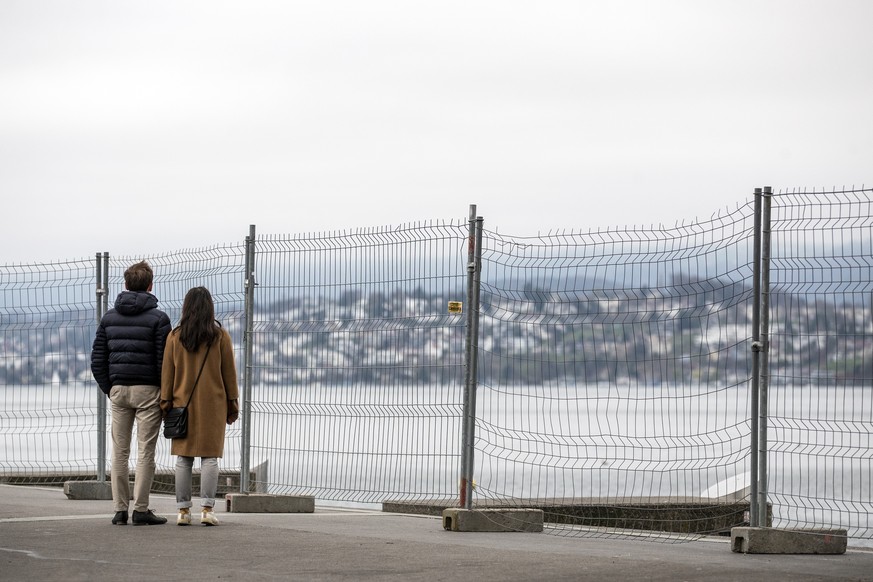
160, 327, 240, 458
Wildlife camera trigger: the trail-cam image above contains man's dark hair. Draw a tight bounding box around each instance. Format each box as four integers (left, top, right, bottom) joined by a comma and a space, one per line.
124, 261, 154, 292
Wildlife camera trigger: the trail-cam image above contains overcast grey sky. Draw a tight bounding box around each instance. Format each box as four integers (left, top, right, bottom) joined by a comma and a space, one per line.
1, 0, 871, 263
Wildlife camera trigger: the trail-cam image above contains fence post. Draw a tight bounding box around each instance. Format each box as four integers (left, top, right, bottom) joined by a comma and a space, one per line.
757, 187, 773, 526
96, 252, 109, 483
750, 189, 762, 525
460, 205, 483, 509
240, 225, 256, 493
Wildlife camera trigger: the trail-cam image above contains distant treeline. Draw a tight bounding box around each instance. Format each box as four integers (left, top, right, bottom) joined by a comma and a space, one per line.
3, 275, 871, 387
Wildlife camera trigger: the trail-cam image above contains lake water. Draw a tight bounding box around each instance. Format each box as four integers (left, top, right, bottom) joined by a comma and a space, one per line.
2, 382, 870, 544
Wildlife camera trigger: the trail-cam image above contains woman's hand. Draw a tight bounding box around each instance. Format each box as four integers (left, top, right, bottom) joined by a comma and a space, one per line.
227, 398, 240, 424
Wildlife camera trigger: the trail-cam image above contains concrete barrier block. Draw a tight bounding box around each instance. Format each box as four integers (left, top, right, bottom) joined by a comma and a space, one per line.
442, 508, 543, 533
63, 480, 115, 500
226, 493, 315, 513
731, 527, 847, 554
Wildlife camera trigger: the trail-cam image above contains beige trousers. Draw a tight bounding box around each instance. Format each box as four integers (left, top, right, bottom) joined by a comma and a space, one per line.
109, 384, 162, 513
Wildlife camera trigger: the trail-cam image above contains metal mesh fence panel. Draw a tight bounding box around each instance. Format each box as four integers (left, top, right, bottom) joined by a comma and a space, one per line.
2, 190, 871, 545
0, 244, 247, 491
474, 206, 759, 540
248, 223, 468, 504
1, 258, 99, 483
116, 245, 248, 494
767, 187, 873, 541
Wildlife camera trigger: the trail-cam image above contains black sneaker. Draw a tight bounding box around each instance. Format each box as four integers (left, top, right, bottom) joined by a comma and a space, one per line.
132, 509, 168, 526
111, 510, 128, 525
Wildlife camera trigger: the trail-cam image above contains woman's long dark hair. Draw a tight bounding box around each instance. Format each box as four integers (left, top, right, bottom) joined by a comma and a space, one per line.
176, 286, 220, 352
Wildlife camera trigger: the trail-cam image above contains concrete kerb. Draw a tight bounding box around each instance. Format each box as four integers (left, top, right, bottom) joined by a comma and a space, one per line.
62, 478, 316, 514
731, 527, 848, 554
442, 508, 544, 532
60, 461, 269, 501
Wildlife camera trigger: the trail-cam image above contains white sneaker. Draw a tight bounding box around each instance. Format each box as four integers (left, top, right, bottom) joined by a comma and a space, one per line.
200, 508, 219, 526
177, 509, 191, 526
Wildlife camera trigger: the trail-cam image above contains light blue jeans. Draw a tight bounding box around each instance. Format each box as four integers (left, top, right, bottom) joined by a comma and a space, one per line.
175, 456, 219, 509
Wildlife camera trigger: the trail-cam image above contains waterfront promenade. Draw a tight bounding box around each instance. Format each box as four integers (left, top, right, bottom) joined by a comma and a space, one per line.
1, 484, 871, 581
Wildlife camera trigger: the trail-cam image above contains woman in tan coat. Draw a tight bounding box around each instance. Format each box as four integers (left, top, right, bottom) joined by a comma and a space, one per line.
161, 287, 239, 526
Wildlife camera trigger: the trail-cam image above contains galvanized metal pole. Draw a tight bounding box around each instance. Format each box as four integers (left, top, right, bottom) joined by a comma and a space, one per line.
469, 215, 484, 498
757, 187, 773, 526
96, 252, 109, 483
240, 226, 256, 493
749, 189, 762, 526
460, 205, 483, 509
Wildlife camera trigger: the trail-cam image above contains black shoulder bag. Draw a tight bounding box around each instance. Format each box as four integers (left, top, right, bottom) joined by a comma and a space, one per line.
163, 344, 211, 439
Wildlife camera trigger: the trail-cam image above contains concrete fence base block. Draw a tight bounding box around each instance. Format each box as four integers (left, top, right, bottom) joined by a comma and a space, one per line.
442, 508, 543, 533
731, 527, 847, 554
63, 480, 116, 500
226, 493, 315, 513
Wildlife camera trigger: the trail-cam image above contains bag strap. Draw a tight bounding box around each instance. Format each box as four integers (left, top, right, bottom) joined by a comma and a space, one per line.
180, 343, 211, 408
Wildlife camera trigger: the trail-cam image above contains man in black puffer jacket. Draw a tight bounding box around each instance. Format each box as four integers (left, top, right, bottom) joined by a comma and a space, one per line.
91, 260, 172, 526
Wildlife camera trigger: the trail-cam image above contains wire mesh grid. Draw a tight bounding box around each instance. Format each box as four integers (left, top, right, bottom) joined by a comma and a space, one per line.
109, 245, 249, 493
1, 258, 101, 480
766, 187, 873, 540
247, 223, 468, 504
472, 205, 759, 540
2, 190, 872, 544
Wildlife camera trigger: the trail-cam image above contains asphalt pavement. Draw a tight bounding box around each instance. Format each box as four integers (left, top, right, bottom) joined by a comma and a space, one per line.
1, 484, 871, 581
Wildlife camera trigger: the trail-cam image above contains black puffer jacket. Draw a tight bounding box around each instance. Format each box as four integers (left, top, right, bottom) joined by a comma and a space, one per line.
91, 291, 172, 396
